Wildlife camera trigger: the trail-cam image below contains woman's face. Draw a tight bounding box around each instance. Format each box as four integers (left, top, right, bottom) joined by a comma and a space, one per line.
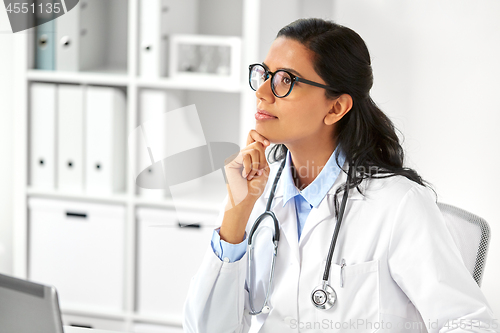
255, 37, 336, 147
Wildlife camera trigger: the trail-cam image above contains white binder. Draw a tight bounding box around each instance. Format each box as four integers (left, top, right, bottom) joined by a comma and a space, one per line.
55, 1, 80, 71
56, 1, 106, 71
142, 103, 205, 166
85, 86, 126, 195
57, 84, 84, 192
30, 83, 57, 189
137, 89, 167, 198
137, 89, 185, 198
79, 0, 107, 71
139, 0, 197, 77
139, 0, 166, 77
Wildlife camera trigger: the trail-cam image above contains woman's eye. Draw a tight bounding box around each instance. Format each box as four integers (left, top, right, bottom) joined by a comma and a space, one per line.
283, 77, 291, 85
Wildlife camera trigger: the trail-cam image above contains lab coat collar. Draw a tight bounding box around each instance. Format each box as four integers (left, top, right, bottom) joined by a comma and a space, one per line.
263, 158, 365, 202
262, 159, 365, 260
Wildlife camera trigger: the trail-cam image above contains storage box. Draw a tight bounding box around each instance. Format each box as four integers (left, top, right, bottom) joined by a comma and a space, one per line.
133, 322, 184, 333
136, 207, 217, 317
28, 198, 125, 312
62, 314, 127, 331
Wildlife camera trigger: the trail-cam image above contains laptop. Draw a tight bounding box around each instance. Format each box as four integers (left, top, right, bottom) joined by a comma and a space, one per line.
0, 272, 64, 333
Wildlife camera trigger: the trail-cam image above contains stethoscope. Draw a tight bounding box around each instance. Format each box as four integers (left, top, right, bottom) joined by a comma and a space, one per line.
247, 157, 350, 315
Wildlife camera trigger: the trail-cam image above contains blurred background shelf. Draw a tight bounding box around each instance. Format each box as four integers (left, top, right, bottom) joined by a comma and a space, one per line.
136, 77, 243, 93
133, 196, 220, 214
27, 69, 129, 86
27, 70, 244, 93
27, 187, 130, 205
12, 1, 337, 332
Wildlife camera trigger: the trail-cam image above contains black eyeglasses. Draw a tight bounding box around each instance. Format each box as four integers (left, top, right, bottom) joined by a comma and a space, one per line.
248, 63, 340, 98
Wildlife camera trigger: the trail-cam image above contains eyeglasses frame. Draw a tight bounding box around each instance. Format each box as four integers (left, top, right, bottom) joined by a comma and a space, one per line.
248, 63, 340, 98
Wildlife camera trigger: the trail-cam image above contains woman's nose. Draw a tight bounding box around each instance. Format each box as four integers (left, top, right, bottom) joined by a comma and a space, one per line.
255, 77, 275, 102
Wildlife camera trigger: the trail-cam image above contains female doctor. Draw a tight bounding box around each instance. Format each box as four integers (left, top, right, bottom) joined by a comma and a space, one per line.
183, 18, 497, 333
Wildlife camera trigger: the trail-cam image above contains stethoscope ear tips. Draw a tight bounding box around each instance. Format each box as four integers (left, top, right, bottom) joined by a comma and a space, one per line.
262, 306, 271, 314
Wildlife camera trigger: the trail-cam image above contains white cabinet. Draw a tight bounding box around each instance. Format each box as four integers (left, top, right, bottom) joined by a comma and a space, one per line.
28, 198, 125, 312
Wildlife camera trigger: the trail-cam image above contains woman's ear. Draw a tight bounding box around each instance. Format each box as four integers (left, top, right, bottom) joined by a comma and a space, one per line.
325, 94, 353, 126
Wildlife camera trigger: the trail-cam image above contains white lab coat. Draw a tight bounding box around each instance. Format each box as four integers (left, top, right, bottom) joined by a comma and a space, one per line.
183, 160, 497, 333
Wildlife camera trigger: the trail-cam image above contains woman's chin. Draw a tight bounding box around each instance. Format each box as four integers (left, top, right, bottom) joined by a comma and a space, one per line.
254, 125, 272, 140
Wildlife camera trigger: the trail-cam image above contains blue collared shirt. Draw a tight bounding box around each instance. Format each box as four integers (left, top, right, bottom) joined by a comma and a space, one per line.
211, 147, 346, 262
282, 146, 346, 240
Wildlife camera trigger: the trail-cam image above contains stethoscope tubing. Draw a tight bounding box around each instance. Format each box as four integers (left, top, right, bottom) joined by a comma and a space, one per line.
248, 158, 286, 246
248, 232, 278, 315
247, 156, 350, 314
247, 158, 286, 315
322, 172, 350, 282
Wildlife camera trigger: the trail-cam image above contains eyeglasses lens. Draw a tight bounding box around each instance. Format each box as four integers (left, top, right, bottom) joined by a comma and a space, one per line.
272, 71, 292, 97
250, 65, 266, 91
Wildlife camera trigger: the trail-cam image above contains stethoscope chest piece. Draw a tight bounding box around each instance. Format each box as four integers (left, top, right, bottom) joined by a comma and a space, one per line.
311, 282, 336, 310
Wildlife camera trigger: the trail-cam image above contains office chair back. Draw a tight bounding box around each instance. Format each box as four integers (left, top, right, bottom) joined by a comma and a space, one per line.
437, 202, 490, 287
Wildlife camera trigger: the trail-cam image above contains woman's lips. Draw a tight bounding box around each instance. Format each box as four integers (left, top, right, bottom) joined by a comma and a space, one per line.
255, 110, 277, 120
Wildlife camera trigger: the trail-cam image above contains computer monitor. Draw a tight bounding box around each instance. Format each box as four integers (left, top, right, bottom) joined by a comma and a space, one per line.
0, 273, 64, 333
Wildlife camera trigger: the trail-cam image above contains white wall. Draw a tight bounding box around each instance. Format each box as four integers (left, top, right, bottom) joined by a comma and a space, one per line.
333, 0, 500, 316
0, 8, 15, 274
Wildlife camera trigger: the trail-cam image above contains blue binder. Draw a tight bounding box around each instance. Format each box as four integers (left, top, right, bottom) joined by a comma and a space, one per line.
36, 20, 55, 70
35, 0, 55, 70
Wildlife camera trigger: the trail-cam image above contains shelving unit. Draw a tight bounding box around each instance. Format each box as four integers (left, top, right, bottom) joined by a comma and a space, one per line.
12, 0, 335, 331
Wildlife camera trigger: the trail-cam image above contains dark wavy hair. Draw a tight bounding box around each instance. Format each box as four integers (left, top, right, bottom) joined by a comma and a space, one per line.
266, 18, 432, 214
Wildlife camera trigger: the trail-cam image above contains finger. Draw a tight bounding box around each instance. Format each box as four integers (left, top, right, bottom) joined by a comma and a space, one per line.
248, 141, 269, 171
252, 163, 269, 180
243, 148, 262, 180
241, 153, 252, 178
247, 154, 267, 181
247, 129, 270, 147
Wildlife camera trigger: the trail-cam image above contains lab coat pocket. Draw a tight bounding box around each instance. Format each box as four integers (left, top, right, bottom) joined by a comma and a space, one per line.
315, 259, 380, 333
